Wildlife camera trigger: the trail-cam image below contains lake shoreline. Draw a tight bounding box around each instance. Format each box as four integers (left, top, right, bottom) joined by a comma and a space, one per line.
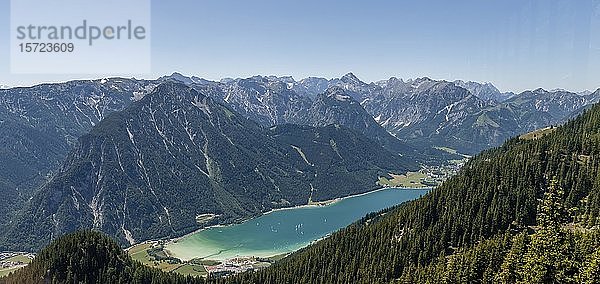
162, 186, 430, 247
278, 186, 432, 212
161, 187, 430, 261
266, 186, 388, 214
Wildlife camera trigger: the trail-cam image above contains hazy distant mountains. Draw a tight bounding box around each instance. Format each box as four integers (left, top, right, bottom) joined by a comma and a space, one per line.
364, 78, 600, 153
160, 73, 457, 162
162, 72, 600, 154
453, 80, 514, 103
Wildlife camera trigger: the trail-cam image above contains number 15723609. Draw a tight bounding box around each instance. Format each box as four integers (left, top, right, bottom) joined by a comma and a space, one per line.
19, 42, 75, 53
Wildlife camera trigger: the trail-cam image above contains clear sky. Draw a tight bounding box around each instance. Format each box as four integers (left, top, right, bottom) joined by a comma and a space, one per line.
1, 0, 599, 93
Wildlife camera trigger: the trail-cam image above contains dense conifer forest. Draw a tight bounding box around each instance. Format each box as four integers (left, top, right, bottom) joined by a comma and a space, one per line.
0, 231, 204, 284
227, 103, 600, 283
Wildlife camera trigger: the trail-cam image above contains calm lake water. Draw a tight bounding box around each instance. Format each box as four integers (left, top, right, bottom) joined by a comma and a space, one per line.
165, 188, 429, 261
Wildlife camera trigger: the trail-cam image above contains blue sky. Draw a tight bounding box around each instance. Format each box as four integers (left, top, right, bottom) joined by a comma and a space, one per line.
1, 0, 599, 92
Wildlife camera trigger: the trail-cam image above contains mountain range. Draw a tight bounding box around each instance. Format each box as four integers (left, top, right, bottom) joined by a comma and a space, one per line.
163, 72, 600, 154
4, 78, 600, 284
453, 79, 514, 103
0, 83, 413, 250
0, 73, 599, 251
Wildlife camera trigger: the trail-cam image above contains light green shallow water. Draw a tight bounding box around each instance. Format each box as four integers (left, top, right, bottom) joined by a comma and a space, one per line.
166, 188, 429, 261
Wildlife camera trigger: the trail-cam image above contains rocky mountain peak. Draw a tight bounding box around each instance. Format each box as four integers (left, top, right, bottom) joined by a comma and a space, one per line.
453, 80, 512, 103
323, 86, 353, 102
340, 72, 362, 84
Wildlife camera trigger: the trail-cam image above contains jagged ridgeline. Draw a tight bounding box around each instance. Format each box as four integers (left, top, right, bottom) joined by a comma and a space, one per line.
1, 82, 414, 251
227, 104, 600, 283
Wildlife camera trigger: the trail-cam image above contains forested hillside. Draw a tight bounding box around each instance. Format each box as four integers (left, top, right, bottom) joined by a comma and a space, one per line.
398, 178, 600, 283
0, 231, 204, 284
226, 103, 600, 283
0, 79, 154, 228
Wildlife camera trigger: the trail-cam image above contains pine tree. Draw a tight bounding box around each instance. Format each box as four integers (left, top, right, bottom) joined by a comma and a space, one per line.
521, 178, 577, 283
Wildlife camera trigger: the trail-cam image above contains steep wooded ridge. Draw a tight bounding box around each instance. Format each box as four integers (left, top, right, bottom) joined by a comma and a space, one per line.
1, 82, 412, 251
0, 79, 155, 227
225, 103, 600, 283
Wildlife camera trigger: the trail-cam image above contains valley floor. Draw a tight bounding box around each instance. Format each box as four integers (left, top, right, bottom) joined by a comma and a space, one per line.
0, 252, 34, 277
378, 156, 468, 188
126, 241, 275, 278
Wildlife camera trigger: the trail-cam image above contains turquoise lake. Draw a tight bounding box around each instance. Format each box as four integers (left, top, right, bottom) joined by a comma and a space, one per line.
165, 188, 429, 261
